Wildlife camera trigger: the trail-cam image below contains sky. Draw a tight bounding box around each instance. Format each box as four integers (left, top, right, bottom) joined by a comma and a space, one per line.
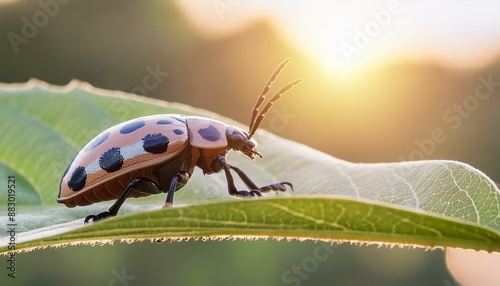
176, 0, 500, 74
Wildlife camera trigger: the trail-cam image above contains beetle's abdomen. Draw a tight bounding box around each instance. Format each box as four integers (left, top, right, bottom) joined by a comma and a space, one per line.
61, 167, 160, 207
58, 114, 189, 207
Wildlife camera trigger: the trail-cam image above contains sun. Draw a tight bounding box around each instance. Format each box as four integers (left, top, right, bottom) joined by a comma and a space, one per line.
260, 1, 393, 77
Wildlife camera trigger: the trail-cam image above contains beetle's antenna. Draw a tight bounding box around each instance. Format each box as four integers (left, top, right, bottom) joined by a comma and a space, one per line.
248, 58, 302, 138
248, 58, 291, 136
248, 78, 302, 138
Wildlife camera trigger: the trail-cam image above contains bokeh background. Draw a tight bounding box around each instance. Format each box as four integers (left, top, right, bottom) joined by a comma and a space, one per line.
1, 1, 499, 285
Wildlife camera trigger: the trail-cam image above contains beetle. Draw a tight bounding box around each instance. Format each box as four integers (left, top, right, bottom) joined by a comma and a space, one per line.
57, 58, 302, 224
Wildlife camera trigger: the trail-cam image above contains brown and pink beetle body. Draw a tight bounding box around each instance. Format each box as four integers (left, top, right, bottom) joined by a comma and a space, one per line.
57, 58, 302, 224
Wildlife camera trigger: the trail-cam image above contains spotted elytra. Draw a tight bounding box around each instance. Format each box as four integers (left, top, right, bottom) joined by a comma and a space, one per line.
57, 58, 302, 224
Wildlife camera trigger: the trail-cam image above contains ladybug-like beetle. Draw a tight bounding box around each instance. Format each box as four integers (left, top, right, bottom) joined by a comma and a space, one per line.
57, 58, 302, 224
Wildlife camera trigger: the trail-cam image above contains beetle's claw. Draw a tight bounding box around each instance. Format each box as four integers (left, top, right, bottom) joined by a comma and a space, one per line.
84, 215, 96, 224
84, 211, 112, 224
283, 182, 293, 191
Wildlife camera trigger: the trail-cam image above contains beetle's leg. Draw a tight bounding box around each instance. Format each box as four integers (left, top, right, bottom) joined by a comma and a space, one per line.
84, 177, 161, 224
218, 156, 262, 198
163, 171, 190, 208
229, 165, 293, 194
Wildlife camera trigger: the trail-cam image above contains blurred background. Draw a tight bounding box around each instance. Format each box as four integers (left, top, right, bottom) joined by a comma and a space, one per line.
1, 0, 499, 285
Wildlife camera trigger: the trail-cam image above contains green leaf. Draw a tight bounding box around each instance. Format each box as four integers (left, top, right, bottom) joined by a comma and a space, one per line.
0, 80, 499, 254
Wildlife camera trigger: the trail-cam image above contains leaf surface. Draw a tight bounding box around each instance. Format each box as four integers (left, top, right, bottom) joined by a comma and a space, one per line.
0, 80, 499, 254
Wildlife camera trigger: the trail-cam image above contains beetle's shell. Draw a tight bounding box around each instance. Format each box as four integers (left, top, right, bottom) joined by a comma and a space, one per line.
186, 116, 228, 149
57, 114, 189, 207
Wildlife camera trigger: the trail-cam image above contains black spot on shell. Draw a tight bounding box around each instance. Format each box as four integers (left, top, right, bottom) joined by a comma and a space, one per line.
143, 133, 169, 154
173, 129, 184, 135
99, 147, 124, 172
198, 125, 221, 142
120, 120, 145, 134
85, 131, 110, 151
68, 166, 87, 192
157, 119, 173, 125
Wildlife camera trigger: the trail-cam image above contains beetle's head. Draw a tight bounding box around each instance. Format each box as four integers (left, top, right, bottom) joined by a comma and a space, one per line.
226, 126, 262, 160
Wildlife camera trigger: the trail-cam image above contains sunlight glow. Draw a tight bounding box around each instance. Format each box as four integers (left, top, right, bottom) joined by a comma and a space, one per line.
176, 0, 500, 74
